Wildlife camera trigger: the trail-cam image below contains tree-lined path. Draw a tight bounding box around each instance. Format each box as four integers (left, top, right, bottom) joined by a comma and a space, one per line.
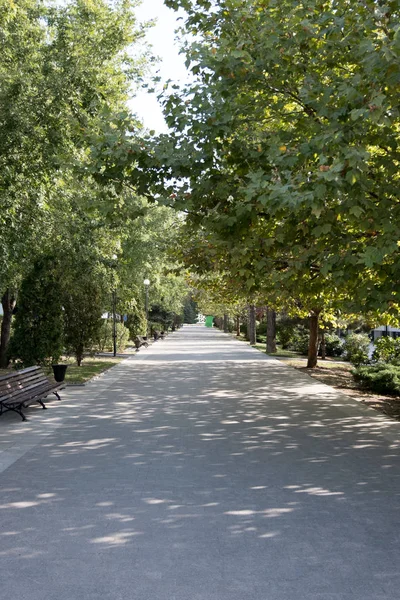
1, 326, 400, 599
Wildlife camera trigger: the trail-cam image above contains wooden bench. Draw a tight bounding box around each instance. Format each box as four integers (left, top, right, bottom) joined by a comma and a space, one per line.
134, 335, 149, 351
0, 366, 63, 422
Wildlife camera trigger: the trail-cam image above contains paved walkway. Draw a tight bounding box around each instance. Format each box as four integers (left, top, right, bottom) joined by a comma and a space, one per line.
1, 326, 400, 599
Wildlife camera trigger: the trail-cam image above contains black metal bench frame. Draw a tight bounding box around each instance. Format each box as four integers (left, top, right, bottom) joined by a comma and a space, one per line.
134, 336, 149, 351
0, 366, 63, 422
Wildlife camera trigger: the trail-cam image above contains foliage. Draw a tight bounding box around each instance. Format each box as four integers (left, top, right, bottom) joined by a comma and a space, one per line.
353, 364, 400, 396
9, 257, 64, 366
105, 0, 397, 367
0, 0, 152, 361
126, 309, 147, 339
276, 316, 304, 349
63, 268, 106, 366
95, 320, 130, 353
372, 336, 400, 364
183, 295, 198, 324
343, 333, 370, 366
288, 326, 310, 356
324, 334, 344, 358
161, 0, 400, 313
148, 305, 174, 330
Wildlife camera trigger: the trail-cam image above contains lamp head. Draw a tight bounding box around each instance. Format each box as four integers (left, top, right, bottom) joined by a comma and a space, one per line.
143, 278, 150, 286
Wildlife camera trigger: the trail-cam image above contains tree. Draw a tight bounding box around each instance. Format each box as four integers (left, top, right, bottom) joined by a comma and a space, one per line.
9, 257, 64, 367
183, 295, 198, 324
63, 273, 106, 366
0, 0, 149, 364
155, 0, 400, 365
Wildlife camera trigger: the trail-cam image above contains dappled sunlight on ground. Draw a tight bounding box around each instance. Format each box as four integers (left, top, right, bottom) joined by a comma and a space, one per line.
1, 327, 400, 598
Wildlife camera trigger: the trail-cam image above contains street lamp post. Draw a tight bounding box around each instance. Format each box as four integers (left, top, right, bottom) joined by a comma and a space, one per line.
112, 289, 117, 357
144, 279, 150, 336
112, 254, 118, 357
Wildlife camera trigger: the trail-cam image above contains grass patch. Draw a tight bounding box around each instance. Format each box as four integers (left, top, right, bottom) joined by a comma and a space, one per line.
49, 357, 123, 384
250, 339, 305, 358
0, 357, 123, 385
264, 347, 304, 358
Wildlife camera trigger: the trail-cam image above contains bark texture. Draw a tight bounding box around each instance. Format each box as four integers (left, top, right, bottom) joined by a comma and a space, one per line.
0, 289, 16, 368
266, 308, 277, 353
307, 312, 320, 368
248, 305, 256, 345
320, 329, 326, 360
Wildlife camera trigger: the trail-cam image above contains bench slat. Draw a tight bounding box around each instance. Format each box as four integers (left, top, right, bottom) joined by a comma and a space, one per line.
0, 374, 49, 394
0, 370, 49, 390
0, 378, 56, 401
0, 366, 41, 382
2, 382, 60, 406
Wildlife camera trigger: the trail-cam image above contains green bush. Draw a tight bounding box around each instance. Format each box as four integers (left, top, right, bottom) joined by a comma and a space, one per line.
257, 322, 267, 336
372, 336, 400, 364
9, 257, 64, 367
353, 364, 400, 396
276, 321, 295, 349
288, 325, 309, 355
126, 309, 147, 339
276, 317, 305, 349
150, 321, 165, 335
324, 333, 344, 357
63, 276, 105, 366
343, 333, 370, 366
96, 321, 130, 352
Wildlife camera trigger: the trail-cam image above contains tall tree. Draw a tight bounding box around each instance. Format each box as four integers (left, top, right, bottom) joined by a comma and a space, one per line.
0, 0, 148, 364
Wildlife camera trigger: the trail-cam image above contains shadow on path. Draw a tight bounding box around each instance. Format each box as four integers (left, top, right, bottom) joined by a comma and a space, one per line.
1, 326, 399, 599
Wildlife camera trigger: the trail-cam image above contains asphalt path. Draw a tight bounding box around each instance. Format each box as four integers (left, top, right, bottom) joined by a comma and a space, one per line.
1, 325, 400, 599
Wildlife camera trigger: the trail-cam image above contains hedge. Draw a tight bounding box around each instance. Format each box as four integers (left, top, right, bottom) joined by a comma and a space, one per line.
352, 364, 400, 396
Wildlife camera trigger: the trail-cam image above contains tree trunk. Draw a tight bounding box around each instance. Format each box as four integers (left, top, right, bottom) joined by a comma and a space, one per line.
223, 313, 229, 333
266, 308, 277, 353
76, 343, 84, 367
307, 312, 320, 368
248, 304, 256, 345
320, 329, 326, 360
236, 315, 240, 337
0, 289, 16, 368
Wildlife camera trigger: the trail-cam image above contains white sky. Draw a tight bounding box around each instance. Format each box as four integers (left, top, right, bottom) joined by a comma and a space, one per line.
131, 1, 189, 133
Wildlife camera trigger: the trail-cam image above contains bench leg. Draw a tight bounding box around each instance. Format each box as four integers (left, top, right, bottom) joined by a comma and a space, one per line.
53, 391, 61, 401
1, 406, 27, 421
36, 399, 47, 410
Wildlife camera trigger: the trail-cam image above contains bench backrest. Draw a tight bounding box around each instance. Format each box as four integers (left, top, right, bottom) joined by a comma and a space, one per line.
0, 367, 51, 401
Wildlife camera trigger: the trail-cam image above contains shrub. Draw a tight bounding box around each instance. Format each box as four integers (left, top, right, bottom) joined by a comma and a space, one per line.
63, 277, 105, 367
343, 333, 370, 366
353, 364, 400, 396
126, 309, 147, 339
276, 317, 305, 349
324, 333, 344, 357
150, 321, 164, 335
276, 321, 295, 349
96, 321, 130, 352
257, 322, 267, 336
372, 336, 400, 364
289, 325, 309, 355
9, 257, 64, 367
